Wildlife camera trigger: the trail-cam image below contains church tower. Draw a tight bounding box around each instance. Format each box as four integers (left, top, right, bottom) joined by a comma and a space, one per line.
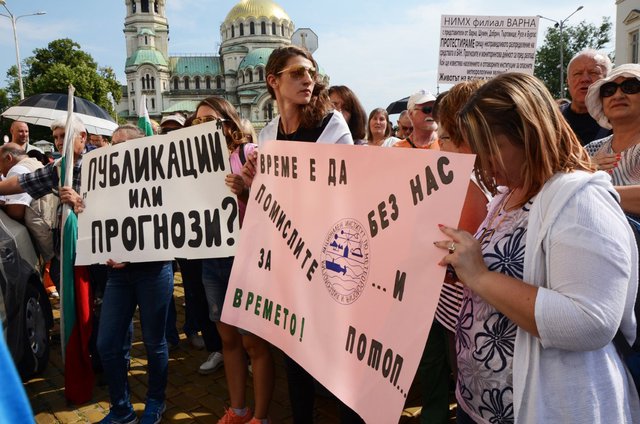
123, 0, 170, 118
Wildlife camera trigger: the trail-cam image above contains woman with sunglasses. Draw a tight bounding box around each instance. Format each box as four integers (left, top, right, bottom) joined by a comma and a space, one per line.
259, 46, 352, 146
257, 46, 360, 423
365, 107, 399, 146
192, 97, 275, 424
329, 85, 367, 145
435, 72, 639, 423
585, 64, 640, 216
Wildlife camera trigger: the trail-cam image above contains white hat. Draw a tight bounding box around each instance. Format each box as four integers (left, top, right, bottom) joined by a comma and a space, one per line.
160, 114, 186, 127
407, 89, 437, 110
585, 63, 640, 130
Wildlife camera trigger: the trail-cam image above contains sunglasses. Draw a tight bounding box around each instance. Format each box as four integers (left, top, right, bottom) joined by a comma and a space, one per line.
277, 65, 317, 80
416, 105, 434, 114
599, 78, 640, 98
192, 115, 227, 126
399, 125, 413, 132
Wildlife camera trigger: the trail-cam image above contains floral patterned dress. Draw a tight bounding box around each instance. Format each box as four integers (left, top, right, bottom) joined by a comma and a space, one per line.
455, 193, 532, 424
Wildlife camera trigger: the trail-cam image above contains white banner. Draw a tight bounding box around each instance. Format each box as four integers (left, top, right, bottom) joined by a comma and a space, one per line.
76, 122, 238, 265
438, 15, 539, 83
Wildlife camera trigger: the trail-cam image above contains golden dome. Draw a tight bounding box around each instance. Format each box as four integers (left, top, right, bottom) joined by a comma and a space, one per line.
224, 0, 290, 23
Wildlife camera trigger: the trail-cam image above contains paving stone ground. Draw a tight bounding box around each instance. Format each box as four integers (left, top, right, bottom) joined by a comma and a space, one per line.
25, 274, 455, 423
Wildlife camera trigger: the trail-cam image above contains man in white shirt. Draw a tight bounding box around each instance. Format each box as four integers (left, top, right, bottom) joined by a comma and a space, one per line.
0, 143, 42, 221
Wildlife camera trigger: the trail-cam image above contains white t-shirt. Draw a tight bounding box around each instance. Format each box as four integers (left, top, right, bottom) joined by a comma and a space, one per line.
4, 164, 33, 206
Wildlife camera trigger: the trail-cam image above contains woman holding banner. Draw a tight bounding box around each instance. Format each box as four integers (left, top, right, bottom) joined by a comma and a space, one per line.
256, 46, 360, 424
191, 97, 275, 424
435, 73, 640, 423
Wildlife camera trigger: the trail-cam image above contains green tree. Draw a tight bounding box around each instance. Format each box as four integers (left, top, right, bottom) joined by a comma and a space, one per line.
534, 17, 612, 99
5, 38, 121, 116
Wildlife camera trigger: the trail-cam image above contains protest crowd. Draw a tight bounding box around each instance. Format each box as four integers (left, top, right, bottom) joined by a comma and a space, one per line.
0, 10, 640, 424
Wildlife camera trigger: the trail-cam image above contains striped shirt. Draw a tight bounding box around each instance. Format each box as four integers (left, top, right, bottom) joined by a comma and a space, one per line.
585, 135, 640, 186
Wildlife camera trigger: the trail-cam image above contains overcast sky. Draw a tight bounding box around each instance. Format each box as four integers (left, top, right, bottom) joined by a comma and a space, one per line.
0, 0, 617, 115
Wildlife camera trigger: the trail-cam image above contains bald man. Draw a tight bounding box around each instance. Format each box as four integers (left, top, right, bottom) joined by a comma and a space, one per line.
9, 121, 43, 153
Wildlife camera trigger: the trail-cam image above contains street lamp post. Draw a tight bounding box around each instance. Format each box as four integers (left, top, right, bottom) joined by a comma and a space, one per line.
0, 0, 46, 100
538, 6, 584, 97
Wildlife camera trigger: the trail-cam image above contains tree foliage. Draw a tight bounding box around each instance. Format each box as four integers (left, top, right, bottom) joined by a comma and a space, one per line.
534, 17, 612, 99
5, 38, 121, 116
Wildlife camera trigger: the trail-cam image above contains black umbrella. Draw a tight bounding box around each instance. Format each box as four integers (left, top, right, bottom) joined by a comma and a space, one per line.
386, 96, 409, 115
1, 93, 118, 136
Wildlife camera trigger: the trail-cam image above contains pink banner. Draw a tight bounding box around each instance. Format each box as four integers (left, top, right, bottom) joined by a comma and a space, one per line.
223, 141, 475, 423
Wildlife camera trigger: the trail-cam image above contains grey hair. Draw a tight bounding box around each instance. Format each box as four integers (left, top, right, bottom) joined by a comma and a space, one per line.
567, 49, 613, 76
50, 115, 87, 135
112, 124, 145, 142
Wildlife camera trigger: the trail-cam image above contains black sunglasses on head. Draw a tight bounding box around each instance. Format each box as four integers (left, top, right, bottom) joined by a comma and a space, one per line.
599, 78, 640, 98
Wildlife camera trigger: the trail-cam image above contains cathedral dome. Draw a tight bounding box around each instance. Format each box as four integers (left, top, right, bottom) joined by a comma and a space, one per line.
224, 0, 290, 23
238, 48, 273, 70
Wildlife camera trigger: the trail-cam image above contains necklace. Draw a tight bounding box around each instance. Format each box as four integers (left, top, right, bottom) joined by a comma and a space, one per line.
478, 190, 517, 245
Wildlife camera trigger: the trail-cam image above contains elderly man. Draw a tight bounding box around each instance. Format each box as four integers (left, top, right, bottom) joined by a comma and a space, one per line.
396, 110, 413, 139
561, 49, 613, 145
0, 143, 41, 221
394, 89, 439, 149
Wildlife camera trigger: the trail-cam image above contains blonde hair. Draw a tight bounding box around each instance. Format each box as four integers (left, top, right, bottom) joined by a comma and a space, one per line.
458, 73, 594, 205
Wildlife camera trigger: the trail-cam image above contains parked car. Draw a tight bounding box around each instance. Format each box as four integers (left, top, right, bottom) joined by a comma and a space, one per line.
0, 209, 53, 378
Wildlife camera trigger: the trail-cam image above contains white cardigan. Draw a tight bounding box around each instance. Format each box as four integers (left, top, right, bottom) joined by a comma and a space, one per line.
514, 171, 640, 423
258, 112, 353, 147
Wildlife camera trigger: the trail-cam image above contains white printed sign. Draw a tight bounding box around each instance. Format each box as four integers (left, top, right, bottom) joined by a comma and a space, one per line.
438, 15, 539, 83
76, 122, 238, 265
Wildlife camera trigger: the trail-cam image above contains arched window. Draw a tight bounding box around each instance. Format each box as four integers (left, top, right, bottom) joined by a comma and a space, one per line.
216, 76, 222, 89
261, 22, 266, 34
145, 74, 150, 89
141, 77, 145, 89
173, 77, 179, 90
247, 70, 253, 83
258, 68, 264, 81
264, 102, 273, 120
141, 0, 149, 13
132, 0, 136, 13
144, 35, 148, 45
151, 98, 155, 109
240, 23, 244, 36
231, 25, 235, 38
195, 76, 201, 89
151, 76, 155, 89
281, 24, 285, 36
272, 22, 276, 35
154, 1, 158, 13
250, 22, 255, 35
183, 76, 190, 90
206, 77, 211, 89
133, 99, 136, 112
240, 73, 245, 84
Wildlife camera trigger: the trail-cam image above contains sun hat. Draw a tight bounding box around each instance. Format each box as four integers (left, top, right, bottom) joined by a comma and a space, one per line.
585, 63, 640, 129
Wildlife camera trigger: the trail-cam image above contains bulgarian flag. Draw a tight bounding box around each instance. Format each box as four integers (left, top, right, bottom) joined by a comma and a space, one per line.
59, 85, 94, 404
138, 94, 154, 136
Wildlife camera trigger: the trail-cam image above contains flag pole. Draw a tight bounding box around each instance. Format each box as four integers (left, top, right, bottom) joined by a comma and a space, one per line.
59, 84, 75, 363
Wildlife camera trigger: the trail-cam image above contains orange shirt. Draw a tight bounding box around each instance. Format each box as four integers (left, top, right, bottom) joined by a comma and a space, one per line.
393, 138, 440, 150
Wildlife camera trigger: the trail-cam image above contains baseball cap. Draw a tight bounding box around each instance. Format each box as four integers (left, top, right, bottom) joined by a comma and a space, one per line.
160, 114, 186, 127
407, 89, 437, 110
